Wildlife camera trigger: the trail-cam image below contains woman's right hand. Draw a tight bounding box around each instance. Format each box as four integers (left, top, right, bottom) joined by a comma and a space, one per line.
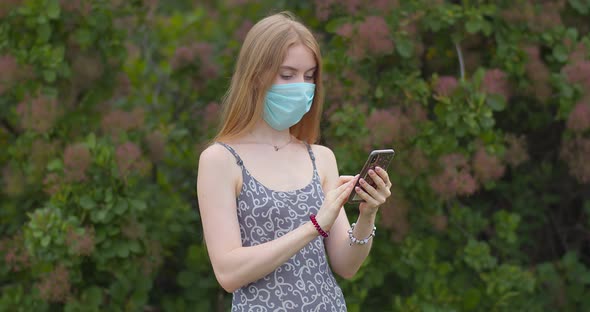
314, 175, 358, 232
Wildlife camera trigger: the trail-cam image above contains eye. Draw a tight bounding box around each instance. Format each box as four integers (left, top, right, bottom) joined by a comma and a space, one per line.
304, 75, 314, 81
280, 75, 293, 80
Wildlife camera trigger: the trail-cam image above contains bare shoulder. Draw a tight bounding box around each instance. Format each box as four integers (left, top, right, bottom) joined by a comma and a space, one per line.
310, 144, 339, 184
199, 143, 233, 164
197, 143, 240, 180
310, 144, 337, 164
197, 142, 241, 197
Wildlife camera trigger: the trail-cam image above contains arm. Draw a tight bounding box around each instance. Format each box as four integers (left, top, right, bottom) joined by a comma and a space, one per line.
197, 144, 354, 292
316, 146, 389, 279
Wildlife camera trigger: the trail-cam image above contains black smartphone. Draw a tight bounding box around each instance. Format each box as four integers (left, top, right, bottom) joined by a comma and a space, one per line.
347, 149, 395, 204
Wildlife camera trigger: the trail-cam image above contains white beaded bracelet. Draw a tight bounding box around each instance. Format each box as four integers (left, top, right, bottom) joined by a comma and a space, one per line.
347, 223, 376, 246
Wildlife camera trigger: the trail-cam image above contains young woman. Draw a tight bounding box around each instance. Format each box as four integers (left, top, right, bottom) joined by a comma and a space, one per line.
197, 11, 392, 311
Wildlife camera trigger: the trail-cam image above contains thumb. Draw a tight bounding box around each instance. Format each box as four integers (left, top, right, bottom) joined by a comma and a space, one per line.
338, 174, 359, 185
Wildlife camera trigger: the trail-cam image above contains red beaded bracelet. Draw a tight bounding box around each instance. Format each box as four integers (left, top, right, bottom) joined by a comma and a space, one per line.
309, 214, 329, 238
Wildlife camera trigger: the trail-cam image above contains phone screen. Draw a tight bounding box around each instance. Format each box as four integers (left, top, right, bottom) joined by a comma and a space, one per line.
348, 149, 395, 203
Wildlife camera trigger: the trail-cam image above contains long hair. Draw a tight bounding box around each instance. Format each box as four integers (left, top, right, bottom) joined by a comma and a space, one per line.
213, 11, 324, 144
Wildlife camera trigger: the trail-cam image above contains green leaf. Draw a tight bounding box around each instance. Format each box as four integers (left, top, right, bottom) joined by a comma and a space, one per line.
41, 236, 51, 247
47, 158, 63, 171
43, 70, 56, 83
465, 19, 481, 34
81, 286, 103, 307
86, 132, 97, 150
375, 85, 384, 99
396, 37, 414, 58
569, 0, 590, 14
47, 0, 61, 19
129, 199, 147, 211
128, 240, 141, 253
486, 94, 506, 111
553, 45, 568, 63
114, 200, 128, 215
116, 242, 129, 258
80, 196, 96, 210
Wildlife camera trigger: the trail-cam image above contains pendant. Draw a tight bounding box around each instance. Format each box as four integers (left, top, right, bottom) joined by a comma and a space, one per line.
274, 146, 279, 151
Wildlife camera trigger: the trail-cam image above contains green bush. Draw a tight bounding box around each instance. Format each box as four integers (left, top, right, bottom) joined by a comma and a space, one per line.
1, 0, 589, 311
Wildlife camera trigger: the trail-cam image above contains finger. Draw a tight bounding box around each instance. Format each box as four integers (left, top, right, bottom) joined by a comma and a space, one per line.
354, 186, 380, 207
359, 179, 383, 198
338, 175, 358, 186
332, 176, 356, 197
335, 180, 356, 206
367, 169, 387, 190
375, 167, 391, 187
358, 178, 385, 203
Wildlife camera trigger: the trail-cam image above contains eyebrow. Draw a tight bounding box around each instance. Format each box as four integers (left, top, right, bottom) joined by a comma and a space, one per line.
279, 66, 317, 72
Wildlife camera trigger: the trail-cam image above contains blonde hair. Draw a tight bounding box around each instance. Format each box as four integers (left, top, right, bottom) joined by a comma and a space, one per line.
213, 11, 324, 144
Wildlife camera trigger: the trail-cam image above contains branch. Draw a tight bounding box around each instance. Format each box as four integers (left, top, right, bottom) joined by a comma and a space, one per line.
455, 42, 465, 80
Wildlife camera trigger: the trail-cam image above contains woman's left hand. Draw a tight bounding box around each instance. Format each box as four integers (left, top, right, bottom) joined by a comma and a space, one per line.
354, 166, 392, 216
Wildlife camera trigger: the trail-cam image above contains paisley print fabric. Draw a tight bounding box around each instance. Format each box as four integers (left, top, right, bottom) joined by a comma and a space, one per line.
216, 142, 347, 312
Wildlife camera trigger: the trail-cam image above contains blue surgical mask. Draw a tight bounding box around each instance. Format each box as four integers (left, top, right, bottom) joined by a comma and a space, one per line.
263, 82, 315, 131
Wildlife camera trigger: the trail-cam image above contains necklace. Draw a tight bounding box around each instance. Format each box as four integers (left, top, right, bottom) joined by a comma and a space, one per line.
270, 136, 292, 151
239, 135, 293, 151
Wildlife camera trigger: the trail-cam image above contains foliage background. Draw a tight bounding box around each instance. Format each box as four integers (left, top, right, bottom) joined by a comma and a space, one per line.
1, 0, 589, 311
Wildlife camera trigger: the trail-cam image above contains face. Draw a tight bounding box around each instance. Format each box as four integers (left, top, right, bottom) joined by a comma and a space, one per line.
274, 43, 317, 85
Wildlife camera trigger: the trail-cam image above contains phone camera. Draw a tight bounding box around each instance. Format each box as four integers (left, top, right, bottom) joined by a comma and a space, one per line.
370, 155, 377, 163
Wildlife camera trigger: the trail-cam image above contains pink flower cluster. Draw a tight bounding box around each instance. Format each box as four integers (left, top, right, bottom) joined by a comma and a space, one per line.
65, 227, 95, 256
60, 0, 91, 15
233, 19, 254, 42
504, 134, 529, 167
16, 95, 61, 133
121, 217, 145, 240
0, 0, 22, 18
434, 76, 458, 97
37, 265, 71, 303
562, 60, 590, 97
101, 107, 145, 139
145, 131, 166, 163
337, 16, 394, 59
560, 136, 590, 184
566, 102, 590, 132
472, 146, 506, 184
31, 139, 58, 171
365, 107, 413, 147
2, 165, 25, 196
115, 142, 145, 178
71, 53, 104, 88
171, 42, 219, 77
313, 0, 398, 21
43, 173, 61, 195
523, 45, 551, 101
429, 154, 478, 200
482, 69, 510, 100
0, 54, 19, 94
501, 2, 563, 33
379, 187, 410, 242
141, 240, 163, 276
203, 101, 221, 128
1, 234, 30, 272
63, 144, 92, 182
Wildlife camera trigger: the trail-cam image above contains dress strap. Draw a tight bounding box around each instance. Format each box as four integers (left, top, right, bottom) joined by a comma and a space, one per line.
216, 142, 244, 167
303, 142, 318, 171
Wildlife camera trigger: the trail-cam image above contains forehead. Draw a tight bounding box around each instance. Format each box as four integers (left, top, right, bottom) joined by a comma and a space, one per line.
281, 43, 316, 69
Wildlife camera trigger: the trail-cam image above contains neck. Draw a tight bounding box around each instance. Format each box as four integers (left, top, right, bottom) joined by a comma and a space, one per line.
246, 120, 292, 146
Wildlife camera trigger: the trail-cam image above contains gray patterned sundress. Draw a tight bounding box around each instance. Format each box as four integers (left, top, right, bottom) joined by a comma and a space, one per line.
217, 142, 347, 312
